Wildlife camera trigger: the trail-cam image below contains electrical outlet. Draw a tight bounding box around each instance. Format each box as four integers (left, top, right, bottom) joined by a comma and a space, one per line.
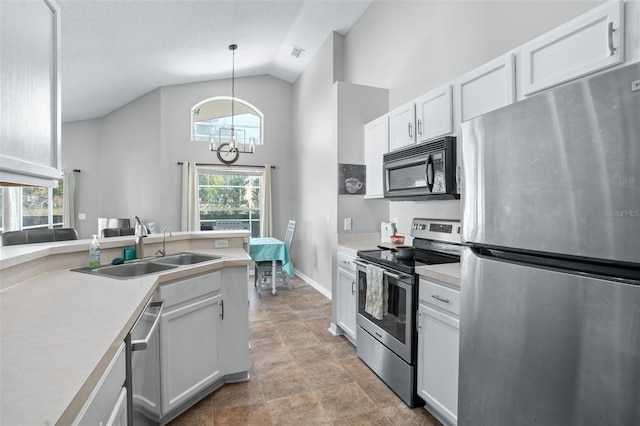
214, 239, 229, 248
78, 213, 86, 220
344, 218, 352, 230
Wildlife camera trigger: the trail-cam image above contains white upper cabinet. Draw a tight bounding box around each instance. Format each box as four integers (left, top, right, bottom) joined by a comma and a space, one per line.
455, 53, 515, 124
520, 1, 624, 97
415, 85, 453, 143
389, 102, 416, 151
0, 0, 61, 187
364, 115, 389, 199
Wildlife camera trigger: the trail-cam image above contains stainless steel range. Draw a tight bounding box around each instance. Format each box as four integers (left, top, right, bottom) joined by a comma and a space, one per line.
355, 218, 462, 407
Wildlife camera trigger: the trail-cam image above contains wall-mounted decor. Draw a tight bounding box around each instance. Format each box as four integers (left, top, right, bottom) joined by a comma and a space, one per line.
339, 163, 366, 195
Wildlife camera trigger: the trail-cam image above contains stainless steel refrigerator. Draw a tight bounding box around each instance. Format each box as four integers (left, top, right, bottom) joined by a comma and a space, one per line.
459, 62, 640, 426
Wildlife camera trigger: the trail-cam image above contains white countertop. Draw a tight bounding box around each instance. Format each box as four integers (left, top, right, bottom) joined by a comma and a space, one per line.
416, 262, 461, 287
0, 235, 251, 425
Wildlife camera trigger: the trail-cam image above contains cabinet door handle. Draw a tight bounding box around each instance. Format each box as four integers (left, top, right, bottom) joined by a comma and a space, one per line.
408, 122, 413, 138
220, 300, 224, 320
431, 294, 450, 304
417, 119, 422, 136
608, 22, 616, 56
352, 280, 356, 295
416, 311, 422, 331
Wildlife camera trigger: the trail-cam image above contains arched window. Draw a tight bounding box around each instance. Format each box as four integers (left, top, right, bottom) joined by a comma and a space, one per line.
191, 96, 263, 146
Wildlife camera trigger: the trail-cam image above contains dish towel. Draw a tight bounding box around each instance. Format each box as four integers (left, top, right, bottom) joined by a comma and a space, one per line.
365, 264, 388, 320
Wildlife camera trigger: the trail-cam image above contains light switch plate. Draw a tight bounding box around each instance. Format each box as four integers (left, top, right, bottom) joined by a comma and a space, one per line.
344, 218, 352, 230
214, 239, 229, 248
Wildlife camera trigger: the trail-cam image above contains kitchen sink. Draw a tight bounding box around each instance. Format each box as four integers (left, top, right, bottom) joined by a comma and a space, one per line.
72, 261, 177, 279
150, 252, 224, 266
72, 252, 224, 280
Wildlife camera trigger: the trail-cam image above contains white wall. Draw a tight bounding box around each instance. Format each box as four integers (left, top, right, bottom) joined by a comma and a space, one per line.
62, 75, 293, 239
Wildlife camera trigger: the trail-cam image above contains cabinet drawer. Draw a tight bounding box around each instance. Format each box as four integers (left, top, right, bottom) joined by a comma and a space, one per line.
337, 252, 356, 273
419, 278, 460, 317
160, 271, 221, 309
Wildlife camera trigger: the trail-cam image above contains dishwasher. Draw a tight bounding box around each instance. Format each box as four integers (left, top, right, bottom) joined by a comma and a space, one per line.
127, 295, 163, 425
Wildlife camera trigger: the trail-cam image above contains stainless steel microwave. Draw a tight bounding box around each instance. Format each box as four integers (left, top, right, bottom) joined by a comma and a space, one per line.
383, 136, 458, 200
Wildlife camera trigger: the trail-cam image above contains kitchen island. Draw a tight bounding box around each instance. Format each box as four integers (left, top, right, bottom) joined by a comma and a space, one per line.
0, 231, 252, 425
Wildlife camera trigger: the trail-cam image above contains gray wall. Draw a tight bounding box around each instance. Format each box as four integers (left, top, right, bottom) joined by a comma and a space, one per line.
62, 75, 293, 240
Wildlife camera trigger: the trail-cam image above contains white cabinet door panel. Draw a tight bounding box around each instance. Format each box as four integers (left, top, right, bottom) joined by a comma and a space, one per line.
416, 85, 453, 143
456, 53, 515, 124
336, 266, 357, 343
364, 115, 389, 199
521, 1, 623, 96
389, 102, 416, 151
417, 304, 459, 426
161, 294, 222, 414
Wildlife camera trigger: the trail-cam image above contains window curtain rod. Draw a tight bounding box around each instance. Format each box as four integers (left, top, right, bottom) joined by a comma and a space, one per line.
176, 162, 275, 169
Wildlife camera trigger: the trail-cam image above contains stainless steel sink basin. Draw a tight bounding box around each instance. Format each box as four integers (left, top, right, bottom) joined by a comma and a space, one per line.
73, 261, 177, 279
151, 252, 224, 266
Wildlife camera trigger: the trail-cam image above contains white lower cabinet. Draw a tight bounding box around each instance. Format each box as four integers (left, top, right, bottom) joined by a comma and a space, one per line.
417, 278, 460, 426
160, 293, 222, 414
73, 343, 127, 426
336, 251, 357, 343
158, 268, 249, 418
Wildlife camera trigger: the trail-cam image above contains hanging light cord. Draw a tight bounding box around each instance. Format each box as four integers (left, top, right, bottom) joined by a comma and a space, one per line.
229, 44, 237, 134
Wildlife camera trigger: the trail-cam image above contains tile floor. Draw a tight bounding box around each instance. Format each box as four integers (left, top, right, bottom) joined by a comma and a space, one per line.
169, 275, 442, 425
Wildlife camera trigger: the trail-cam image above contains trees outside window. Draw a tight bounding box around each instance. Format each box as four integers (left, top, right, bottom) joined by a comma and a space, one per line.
198, 170, 261, 238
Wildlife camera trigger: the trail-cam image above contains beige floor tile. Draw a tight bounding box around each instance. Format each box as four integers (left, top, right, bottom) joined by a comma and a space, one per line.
300, 359, 354, 390
325, 339, 358, 360
381, 403, 442, 426
274, 320, 311, 336
280, 330, 321, 348
248, 323, 278, 340
296, 308, 331, 321
289, 344, 332, 367
267, 311, 300, 323
213, 402, 273, 425
253, 348, 298, 376
339, 357, 379, 382
357, 379, 403, 408
267, 392, 331, 425
212, 379, 265, 410
167, 393, 214, 425
314, 382, 377, 420
257, 367, 310, 401
303, 318, 332, 333
331, 410, 395, 426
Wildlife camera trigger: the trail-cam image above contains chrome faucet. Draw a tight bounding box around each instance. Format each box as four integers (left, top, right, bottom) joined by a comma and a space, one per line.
156, 227, 172, 257
134, 215, 148, 259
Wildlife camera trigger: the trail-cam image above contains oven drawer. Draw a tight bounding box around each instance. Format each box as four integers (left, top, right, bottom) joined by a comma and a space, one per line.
419, 278, 460, 317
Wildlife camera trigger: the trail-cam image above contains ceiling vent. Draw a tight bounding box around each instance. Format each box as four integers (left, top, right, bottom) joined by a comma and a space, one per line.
291, 46, 305, 58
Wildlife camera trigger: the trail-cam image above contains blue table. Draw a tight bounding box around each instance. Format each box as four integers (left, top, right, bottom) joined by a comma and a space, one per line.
249, 237, 294, 294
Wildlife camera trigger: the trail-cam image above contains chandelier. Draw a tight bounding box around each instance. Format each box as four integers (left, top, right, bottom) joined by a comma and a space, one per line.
209, 44, 254, 164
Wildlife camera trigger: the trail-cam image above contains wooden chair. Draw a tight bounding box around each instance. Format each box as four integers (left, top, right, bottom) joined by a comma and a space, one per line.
254, 220, 296, 288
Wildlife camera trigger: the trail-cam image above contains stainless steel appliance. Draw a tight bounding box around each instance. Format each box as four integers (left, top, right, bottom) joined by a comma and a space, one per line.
356, 218, 462, 407
460, 63, 640, 426
383, 136, 458, 200
127, 296, 163, 425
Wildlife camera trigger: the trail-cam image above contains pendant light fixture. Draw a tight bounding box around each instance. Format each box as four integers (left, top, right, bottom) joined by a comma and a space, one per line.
210, 44, 254, 164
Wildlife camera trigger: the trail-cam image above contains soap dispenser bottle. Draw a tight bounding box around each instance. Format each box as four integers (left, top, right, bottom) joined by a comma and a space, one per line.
89, 235, 101, 269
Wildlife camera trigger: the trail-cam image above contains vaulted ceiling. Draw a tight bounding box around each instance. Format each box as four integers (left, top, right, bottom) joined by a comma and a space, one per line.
59, 0, 372, 122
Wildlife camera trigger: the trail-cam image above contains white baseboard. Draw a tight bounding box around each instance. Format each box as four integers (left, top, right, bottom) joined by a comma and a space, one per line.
328, 322, 343, 336
294, 268, 332, 299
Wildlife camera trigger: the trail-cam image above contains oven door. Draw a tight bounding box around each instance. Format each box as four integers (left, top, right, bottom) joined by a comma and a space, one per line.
355, 261, 415, 364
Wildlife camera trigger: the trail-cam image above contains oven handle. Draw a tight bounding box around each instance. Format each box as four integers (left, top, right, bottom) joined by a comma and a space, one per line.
354, 260, 369, 268
355, 260, 410, 281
